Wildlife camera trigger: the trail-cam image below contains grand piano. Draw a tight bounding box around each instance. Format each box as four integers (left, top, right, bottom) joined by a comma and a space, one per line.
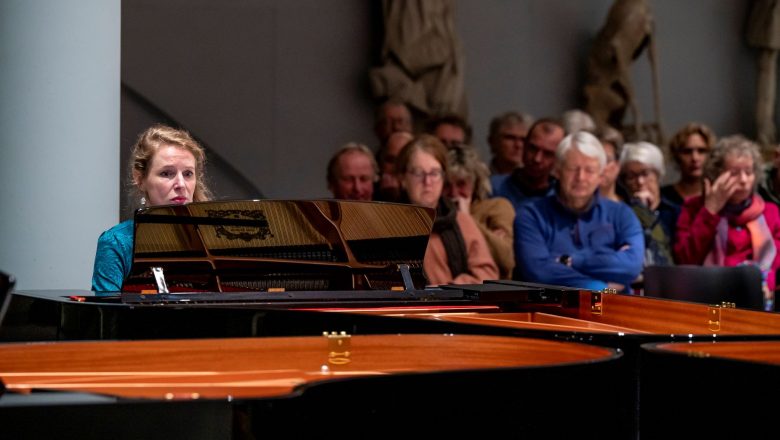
3, 200, 780, 438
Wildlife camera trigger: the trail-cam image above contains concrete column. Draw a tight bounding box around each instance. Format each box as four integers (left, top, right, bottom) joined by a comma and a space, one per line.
0, 0, 120, 289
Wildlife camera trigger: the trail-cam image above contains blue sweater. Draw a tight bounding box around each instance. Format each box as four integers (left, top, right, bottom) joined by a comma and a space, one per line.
490, 172, 556, 211
514, 193, 644, 290
91, 220, 134, 292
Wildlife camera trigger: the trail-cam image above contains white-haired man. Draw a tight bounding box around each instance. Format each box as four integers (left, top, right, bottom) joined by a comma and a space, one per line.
514, 131, 644, 291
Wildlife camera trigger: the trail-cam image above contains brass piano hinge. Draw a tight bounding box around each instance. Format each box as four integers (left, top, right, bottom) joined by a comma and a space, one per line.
686, 350, 711, 359
591, 291, 603, 315
323, 331, 352, 365
708, 305, 722, 332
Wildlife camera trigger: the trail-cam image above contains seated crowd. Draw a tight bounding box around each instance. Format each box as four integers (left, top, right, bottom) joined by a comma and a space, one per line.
323, 100, 780, 310
97, 100, 780, 312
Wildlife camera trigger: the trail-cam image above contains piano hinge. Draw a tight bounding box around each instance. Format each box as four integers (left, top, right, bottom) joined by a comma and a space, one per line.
323, 331, 351, 366
591, 290, 603, 315
151, 267, 169, 294
708, 305, 722, 332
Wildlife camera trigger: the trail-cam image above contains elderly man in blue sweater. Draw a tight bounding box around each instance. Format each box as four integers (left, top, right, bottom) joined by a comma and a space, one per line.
514, 131, 644, 292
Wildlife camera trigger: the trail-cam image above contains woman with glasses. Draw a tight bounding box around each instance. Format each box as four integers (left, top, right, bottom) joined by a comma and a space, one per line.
675, 135, 780, 310
620, 142, 679, 268
661, 122, 717, 207
396, 135, 498, 285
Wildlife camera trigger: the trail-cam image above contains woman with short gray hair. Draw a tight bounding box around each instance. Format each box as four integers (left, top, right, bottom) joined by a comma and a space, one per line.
675, 135, 780, 310
620, 142, 680, 268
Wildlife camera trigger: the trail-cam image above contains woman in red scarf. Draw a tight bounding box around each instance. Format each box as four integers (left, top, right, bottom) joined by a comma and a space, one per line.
674, 135, 780, 310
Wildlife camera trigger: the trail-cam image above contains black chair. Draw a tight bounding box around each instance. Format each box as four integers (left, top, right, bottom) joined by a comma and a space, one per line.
642, 265, 765, 310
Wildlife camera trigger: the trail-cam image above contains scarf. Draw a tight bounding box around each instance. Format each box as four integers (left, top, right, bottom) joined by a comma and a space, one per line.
432, 199, 469, 279
704, 194, 776, 275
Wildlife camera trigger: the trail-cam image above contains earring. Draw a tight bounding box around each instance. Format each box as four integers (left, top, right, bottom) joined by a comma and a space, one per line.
140, 196, 147, 207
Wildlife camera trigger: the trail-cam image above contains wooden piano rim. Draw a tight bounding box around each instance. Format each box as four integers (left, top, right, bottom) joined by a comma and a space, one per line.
644, 340, 780, 366
0, 334, 619, 400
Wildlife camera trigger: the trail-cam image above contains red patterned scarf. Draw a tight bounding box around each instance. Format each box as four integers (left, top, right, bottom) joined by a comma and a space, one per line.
704, 194, 776, 274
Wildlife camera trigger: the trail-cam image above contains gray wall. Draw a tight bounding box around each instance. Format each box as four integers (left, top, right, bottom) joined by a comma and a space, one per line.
122, 0, 758, 211
0, 0, 120, 289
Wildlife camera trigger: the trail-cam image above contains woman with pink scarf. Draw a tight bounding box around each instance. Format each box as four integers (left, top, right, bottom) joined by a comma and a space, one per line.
675, 135, 780, 310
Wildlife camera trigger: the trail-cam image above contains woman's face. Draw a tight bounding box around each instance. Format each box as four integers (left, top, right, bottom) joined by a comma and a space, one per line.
447, 173, 474, 201
401, 150, 444, 209
137, 145, 197, 206
677, 133, 709, 179
723, 153, 755, 205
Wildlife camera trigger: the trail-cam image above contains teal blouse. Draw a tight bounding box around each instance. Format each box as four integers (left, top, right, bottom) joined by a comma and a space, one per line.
91, 220, 134, 292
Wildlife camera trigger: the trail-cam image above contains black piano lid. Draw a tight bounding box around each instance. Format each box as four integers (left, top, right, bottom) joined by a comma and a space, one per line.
0, 271, 14, 329
121, 200, 436, 295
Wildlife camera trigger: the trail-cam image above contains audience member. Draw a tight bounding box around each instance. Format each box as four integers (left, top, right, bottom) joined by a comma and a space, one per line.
92, 125, 213, 292
374, 99, 413, 146
487, 111, 535, 175
326, 143, 378, 201
620, 142, 679, 267
491, 118, 564, 210
447, 145, 515, 279
514, 131, 644, 291
428, 113, 471, 148
397, 135, 498, 285
675, 135, 780, 309
596, 125, 626, 202
758, 143, 780, 206
561, 109, 597, 134
376, 131, 413, 202
661, 122, 717, 206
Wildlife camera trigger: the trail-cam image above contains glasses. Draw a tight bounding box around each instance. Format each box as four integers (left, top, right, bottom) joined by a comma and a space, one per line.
623, 168, 657, 182
407, 169, 445, 182
562, 165, 600, 176
500, 133, 525, 143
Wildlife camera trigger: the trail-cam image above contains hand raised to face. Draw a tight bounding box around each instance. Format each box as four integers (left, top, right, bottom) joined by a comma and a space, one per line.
703, 171, 740, 214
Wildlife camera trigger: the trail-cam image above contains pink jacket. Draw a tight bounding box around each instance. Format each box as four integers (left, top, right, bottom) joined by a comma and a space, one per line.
424, 211, 499, 286
674, 195, 780, 289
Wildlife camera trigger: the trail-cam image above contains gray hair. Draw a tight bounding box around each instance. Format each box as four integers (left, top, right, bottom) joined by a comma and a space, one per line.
448, 144, 492, 201
561, 109, 596, 135
326, 142, 378, 185
556, 131, 606, 170
704, 135, 763, 188
620, 142, 666, 179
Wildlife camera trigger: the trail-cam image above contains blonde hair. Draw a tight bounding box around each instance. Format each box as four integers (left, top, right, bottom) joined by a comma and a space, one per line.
448, 145, 492, 201
130, 124, 212, 204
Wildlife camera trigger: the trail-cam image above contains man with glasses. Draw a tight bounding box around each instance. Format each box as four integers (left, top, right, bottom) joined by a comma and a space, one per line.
486, 111, 535, 175
514, 131, 644, 292
491, 118, 564, 211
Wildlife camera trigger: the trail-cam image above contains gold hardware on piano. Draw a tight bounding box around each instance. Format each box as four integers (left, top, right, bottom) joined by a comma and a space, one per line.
591, 290, 603, 315
708, 305, 721, 332
324, 331, 351, 365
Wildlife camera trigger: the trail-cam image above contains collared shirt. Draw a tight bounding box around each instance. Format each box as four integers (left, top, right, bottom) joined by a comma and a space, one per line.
490, 169, 556, 212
